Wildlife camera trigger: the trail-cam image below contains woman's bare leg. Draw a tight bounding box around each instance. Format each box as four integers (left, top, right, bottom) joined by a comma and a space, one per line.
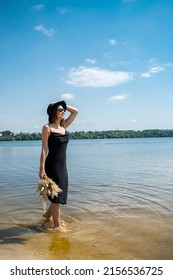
51, 203, 60, 229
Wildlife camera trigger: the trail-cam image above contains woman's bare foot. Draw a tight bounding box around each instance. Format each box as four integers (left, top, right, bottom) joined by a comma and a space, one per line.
43, 213, 53, 221
53, 226, 60, 231
46, 226, 60, 232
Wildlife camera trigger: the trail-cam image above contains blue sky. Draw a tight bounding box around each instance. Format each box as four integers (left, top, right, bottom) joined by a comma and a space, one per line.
0, 0, 173, 133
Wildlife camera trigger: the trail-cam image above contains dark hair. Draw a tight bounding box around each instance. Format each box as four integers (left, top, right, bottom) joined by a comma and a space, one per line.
50, 106, 58, 123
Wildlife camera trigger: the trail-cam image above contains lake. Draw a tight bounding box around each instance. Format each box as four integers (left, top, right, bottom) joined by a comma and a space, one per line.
0, 137, 173, 259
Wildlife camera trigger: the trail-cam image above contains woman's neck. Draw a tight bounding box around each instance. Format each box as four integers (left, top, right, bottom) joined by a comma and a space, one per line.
54, 121, 61, 128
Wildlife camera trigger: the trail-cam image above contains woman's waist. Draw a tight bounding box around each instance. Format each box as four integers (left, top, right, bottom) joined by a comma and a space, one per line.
46, 153, 66, 162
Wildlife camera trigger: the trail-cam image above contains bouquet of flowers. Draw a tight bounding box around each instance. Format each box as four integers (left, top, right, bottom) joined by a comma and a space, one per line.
37, 176, 62, 201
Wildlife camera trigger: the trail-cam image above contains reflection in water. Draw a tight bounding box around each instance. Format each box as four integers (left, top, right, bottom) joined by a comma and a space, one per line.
50, 235, 71, 259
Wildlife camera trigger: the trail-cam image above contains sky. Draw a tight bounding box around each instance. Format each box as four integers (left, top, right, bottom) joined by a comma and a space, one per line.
0, 0, 173, 133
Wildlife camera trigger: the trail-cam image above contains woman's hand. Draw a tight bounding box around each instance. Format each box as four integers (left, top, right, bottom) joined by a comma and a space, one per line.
39, 169, 46, 179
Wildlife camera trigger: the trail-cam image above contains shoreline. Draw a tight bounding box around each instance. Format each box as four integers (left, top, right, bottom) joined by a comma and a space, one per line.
0, 129, 173, 141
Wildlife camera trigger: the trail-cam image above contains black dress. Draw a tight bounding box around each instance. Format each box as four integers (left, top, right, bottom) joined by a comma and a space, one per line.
45, 131, 69, 204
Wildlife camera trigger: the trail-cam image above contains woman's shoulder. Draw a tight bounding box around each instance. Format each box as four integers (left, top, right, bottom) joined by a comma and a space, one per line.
42, 123, 51, 133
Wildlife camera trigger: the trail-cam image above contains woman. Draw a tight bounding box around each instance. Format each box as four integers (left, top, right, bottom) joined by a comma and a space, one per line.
39, 100, 78, 230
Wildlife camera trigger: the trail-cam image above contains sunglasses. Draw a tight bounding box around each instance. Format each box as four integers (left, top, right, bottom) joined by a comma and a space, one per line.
57, 108, 66, 112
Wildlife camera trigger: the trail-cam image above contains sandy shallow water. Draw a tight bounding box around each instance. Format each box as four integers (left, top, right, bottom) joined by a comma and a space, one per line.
1, 209, 173, 260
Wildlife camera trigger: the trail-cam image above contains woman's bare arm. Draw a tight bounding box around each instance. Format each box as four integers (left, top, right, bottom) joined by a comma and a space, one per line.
63, 105, 78, 128
39, 124, 50, 178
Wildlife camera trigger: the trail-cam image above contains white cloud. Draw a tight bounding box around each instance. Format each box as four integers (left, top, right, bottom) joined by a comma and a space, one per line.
85, 58, 96, 64
108, 95, 127, 102
141, 72, 151, 78
34, 24, 55, 37
109, 39, 117, 45
165, 62, 173, 67
60, 93, 75, 101
141, 65, 164, 78
104, 52, 112, 60
66, 66, 133, 87
33, 125, 40, 129
32, 4, 44, 10
149, 66, 164, 73
56, 7, 68, 15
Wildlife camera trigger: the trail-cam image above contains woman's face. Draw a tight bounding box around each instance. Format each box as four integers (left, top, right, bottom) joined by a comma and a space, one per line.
56, 105, 66, 120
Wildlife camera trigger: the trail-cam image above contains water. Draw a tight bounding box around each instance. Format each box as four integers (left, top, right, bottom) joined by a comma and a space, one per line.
0, 138, 173, 259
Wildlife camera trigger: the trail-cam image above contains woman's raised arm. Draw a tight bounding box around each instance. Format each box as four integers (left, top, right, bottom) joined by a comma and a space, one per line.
64, 105, 78, 128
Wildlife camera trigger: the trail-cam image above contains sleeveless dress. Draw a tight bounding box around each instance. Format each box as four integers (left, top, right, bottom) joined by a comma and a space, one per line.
45, 130, 69, 204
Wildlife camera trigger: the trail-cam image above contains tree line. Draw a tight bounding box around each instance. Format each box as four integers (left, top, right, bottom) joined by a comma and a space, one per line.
0, 129, 173, 141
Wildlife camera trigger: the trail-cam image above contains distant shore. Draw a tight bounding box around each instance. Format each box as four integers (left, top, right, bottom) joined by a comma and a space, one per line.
0, 129, 173, 141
